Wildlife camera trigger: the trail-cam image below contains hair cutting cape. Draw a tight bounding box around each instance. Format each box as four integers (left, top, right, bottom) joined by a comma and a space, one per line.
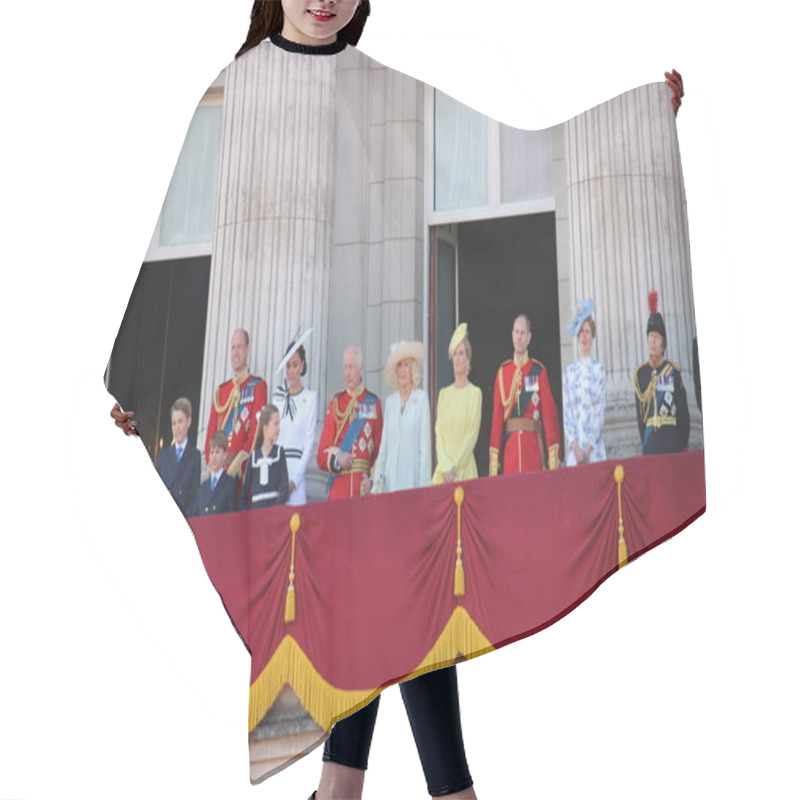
107, 35, 704, 783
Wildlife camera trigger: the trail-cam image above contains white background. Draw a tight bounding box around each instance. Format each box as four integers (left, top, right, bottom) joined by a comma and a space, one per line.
1, 1, 797, 798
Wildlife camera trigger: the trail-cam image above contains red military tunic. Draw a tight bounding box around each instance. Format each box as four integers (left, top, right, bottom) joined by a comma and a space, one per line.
489, 355, 560, 475
205, 370, 268, 479
317, 385, 383, 500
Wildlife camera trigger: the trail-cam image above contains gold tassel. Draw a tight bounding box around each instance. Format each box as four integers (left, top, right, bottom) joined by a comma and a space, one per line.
285, 513, 301, 624
614, 465, 628, 568
454, 559, 465, 597
618, 535, 628, 567
284, 585, 296, 624
453, 486, 465, 597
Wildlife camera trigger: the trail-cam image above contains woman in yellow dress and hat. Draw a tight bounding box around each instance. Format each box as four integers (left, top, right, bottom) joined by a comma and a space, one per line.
432, 324, 482, 485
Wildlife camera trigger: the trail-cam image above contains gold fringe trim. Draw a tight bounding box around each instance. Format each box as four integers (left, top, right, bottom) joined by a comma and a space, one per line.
285, 513, 300, 624
248, 636, 374, 733
453, 486, 465, 597
614, 464, 628, 568
248, 608, 493, 733
403, 606, 494, 682
489, 447, 499, 477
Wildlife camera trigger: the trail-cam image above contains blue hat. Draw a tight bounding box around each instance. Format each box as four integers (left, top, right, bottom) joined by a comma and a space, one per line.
569, 299, 595, 337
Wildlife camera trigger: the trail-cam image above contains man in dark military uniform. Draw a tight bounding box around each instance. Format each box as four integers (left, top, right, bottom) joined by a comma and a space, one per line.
633, 292, 690, 454
489, 313, 560, 476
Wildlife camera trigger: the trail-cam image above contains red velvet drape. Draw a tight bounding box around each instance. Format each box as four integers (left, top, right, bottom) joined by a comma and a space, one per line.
190, 451, 704, 713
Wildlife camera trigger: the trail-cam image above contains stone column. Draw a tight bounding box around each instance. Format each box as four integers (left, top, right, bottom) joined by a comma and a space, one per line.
328, 50, 425, 396
198, 44, 339, 451
564, 83, 702, 458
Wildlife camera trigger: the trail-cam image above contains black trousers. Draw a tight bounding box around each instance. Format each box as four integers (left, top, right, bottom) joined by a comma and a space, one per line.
322, 665, 473, 797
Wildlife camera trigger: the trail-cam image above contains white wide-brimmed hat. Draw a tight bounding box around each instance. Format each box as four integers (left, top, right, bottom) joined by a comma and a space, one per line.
274, 327, 313, 378
383, 340, 425, 389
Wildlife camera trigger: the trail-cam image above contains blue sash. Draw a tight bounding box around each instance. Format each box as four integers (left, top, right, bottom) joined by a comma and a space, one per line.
222, 376, 260, 437
326, 393, 377, 491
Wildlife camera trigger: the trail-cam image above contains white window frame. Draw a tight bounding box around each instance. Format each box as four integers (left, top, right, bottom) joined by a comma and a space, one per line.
424, 84, 555, 227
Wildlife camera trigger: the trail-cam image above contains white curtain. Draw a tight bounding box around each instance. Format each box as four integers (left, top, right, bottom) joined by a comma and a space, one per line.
500, 124, 554, 204
160, 105, 223, 246
434, 91, 488, 212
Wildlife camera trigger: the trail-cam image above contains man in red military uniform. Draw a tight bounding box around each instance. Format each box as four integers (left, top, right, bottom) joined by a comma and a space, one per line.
489, 314, 560, 476
317, 344, 383, 500
205, 328, 268, 479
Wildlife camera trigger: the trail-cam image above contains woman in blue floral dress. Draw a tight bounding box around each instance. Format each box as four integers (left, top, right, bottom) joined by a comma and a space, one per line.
563, 299, 607, 466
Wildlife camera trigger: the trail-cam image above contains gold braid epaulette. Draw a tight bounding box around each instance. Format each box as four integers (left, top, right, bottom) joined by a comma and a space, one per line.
213, 369, 252, 428
497, 360, 522, 423
633, 361, 675, 422
331, 389, 360, 447
633, 362, 655, 422
498, 356, 541, 422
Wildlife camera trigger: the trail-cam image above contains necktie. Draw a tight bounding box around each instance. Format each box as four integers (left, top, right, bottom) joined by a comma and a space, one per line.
176, 445, 184, 462
211, 475, 218, 492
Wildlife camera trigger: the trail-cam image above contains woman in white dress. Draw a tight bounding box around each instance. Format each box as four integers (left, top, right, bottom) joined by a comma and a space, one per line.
562, 299, 607, 466
273, 330, 318, 505
372, 340, 431, 493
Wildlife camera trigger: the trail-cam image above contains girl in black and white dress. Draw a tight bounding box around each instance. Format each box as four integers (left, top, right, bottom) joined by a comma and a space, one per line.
240, 404, 289, 511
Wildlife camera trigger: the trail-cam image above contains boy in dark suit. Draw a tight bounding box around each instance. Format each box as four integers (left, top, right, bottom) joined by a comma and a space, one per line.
156, 397, 201, 517
193, 431, 238, 516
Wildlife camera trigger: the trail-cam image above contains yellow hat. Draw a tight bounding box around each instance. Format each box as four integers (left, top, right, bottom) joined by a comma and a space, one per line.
448, 323, 468, 359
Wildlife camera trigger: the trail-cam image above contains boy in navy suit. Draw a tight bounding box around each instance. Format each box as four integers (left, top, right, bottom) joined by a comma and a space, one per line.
193, 431, 238, 516
156, 397, 201, 517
